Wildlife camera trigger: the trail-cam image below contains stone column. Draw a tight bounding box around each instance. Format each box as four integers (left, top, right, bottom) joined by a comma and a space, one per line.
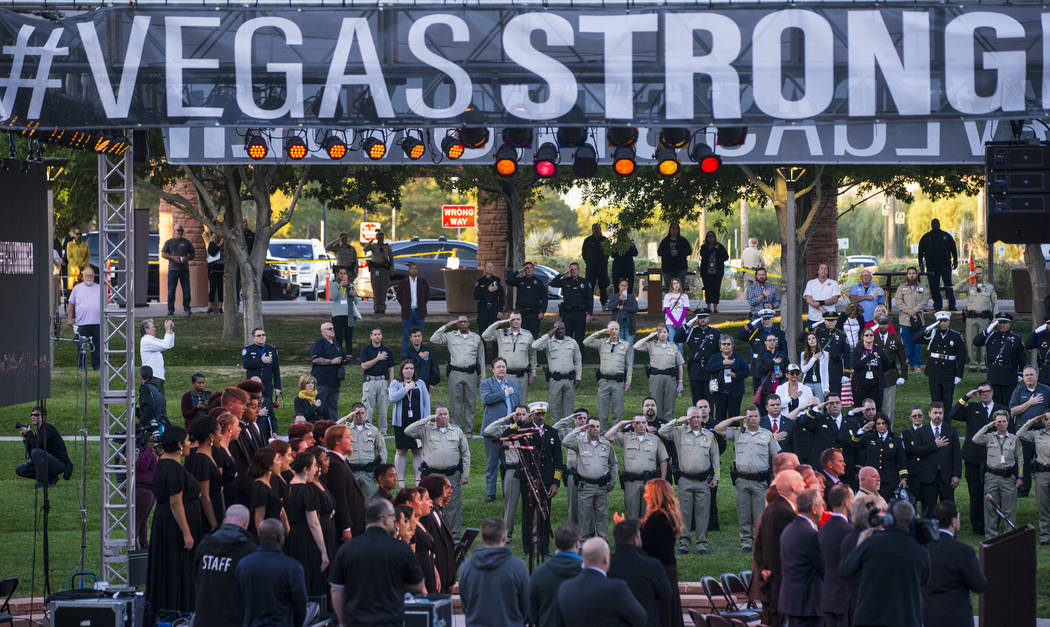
804, 187, 839, 278
477, 191, 509, 278
158, 178, 209, 309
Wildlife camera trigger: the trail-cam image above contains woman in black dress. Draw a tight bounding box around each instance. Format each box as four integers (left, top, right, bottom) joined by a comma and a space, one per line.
286, 452, 330, 596
268, 440, 292, 507
247, 447, 288, 535
308, 447, 337, 560
395, 487, 440, 593
186, 415, 223, 532
147, 427, 204, 613
214, 413, 240, 508
698, 231, 729, 313
389, 361, 430, 487
641, 478, 685, 627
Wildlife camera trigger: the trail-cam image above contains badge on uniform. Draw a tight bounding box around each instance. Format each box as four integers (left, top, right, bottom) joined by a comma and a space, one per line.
888, 442, 894, 448
242, 348, 248, 355
865, 371, 874, 380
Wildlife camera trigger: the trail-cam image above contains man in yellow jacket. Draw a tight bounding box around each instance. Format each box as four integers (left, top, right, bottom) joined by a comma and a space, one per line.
65, 228, 90, 290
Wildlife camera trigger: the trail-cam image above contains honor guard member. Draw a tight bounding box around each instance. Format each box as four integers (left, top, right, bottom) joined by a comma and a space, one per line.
359, 327, 396, 433
1017, 412, 1050, 545
971, 410, 1023, 537
482, 312, 537, 401
552, 410, 589, 524
242, 327, 282, 441
563, 415, 617, 539
873, 315, 908, 419
956, 265, 998, 371
1026, 315, 1050, 386
974, 312, 1026, 405
342, 405, 387, 497
849, 412, 908, 503
738, 309, 788, 394
635, 325, 685, 421
808, 312, 849, 396
517, 402, 564, 559
404, 404, 471, 538
583, 321, 633, 429
506, 262, 549, 339
605, 415, 669, 519
922, 311, 967, 405
474, 261, 505, 342
483, 404, 530, 540
550, 262, 594, 347
950, 384, 1005, 535
797, 396, 858, 479
431, 316, 485, 434
659, 406, 720, 554
713, 405, 780, 552
685, 311, 721, 405
403, 328, 440, 392
533, 321, 583, 424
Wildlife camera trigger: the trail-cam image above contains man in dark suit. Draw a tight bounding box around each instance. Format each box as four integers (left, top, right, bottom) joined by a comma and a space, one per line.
607, 519, 671, 627
949, 383, 1004, 534
818, 484, 854, 627
529, 523, 582, 627
839, 500, 931, 627
759, 395, 797, 454
924, 502, 987, 627
926, 402, 962, 511
556, 537, 647, 627
753, 469, 804, 627
395, 262, 431, 354
900, 405, 939, 514
518, 402, 564, 559
324, 425, 366, 541
419, 475, 457, 593
779, 488, 825, 627
797, 396, 859, 474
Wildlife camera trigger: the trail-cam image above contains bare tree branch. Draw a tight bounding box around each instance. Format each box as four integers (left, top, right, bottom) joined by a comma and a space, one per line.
737, 164, 774, 198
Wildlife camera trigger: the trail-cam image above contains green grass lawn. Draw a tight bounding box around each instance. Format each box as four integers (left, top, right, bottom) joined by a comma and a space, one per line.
2, 313, 1047, 615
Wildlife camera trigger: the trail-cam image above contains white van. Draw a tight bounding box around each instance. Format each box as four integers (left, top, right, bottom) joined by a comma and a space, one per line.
267, 238, 333, 300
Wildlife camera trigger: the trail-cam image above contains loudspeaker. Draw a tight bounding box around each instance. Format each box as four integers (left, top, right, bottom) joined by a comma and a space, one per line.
985, 142, 1050, 243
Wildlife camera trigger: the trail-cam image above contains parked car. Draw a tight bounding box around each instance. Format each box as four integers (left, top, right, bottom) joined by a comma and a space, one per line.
267, 238, 333, 300
354, 237, 562, 303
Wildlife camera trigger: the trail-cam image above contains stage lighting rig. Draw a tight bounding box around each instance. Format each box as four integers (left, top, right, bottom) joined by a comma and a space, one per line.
400, 131, 426, 160
285, 134, 308, 160
655, 147, 680, 177
572, 144, 598, 178
608, 127, 638, 148
660, 128, 691, 149
244, 129, 268, 160
717, 127, 748, 148
613, 146, 636, 177
494, 143, 518, 177
441, 134, 465, 160
362, 136, 387, 160
319, 132, 347, 160
503, 128, 533, 148
689, 141, 722, 175
533, 143, 559, 178
556, 127, 587, 148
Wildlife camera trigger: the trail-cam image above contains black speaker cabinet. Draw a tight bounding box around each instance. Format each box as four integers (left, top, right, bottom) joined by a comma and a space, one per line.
51, 595, 144, 627
985, 142, 1050, 244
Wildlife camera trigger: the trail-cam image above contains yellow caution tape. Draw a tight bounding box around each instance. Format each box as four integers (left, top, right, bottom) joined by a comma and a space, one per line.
724, 263, 783, 279
264, 250, 451, 265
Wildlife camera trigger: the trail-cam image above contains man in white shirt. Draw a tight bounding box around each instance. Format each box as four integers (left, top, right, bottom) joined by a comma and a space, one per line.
139, 318, 175, 393
67, 266, 101, 370
740, 237, 765, 291
396, 262, 430, 355
803, 263, 841, 324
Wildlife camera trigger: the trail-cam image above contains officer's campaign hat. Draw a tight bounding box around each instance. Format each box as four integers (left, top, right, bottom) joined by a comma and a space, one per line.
934, 310, 952, 321
528, 401, 548, 414
759, 309, 776, 319
996, 313, 1013, 323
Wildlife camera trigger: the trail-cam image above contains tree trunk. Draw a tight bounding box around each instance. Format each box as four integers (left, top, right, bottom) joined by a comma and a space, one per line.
504, 180, 526, 270
221, 242, 240, 339
1025, 244, 1046, 339
240, 263, 264, 342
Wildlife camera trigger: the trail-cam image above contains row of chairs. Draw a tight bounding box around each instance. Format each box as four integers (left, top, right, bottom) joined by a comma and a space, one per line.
690, 571, 764, 626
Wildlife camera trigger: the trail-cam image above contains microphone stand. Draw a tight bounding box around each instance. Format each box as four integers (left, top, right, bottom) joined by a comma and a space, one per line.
985, 494, 1018, 531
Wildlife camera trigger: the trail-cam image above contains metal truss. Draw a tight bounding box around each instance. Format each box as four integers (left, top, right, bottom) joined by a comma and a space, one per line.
97, 141, 135, 587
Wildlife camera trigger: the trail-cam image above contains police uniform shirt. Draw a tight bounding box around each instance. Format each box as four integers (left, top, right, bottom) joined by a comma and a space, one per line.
726, 427, 781, 474
925, 328, 965, 377
506, 272, 547, 312
584, 336, 631, 377
404, 420, 471, 472
638, 341, 685, 371
360, 343, 395, 377
1017, 425, 1050, 467
686, 326, 720, 368
612, 432, 668, 474
555, 275, 593, 312
482, 323, 536, 373
658, 424, 718, 475
973, 428, 1022, 471
964, 283, 997, 314
566, 434, 617, 479
475, 275, 504, 309
980, 330, 1025, 381
533, 335, 582, 379
347, 423, 385, 465
1026, 331, 1050, 380
551, 418, 580, 470
242, 343, 281, 389
432, 330, 485, 371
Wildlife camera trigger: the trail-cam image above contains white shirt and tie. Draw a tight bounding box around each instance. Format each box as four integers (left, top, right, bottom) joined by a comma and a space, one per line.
409, 277, 418, 309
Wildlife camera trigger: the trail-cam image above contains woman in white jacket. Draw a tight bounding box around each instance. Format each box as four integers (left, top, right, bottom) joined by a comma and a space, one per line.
388, 361, 431, 486
800, 331, 830, 402
775, 364, 814, 411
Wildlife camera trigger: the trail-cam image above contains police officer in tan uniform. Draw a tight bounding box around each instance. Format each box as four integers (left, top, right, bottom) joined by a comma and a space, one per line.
404, 404, 471, 537
533, 321, 582, 423
483, 403, 530, 540
714, 405, 781, 552
971, 410, 1023, 538
431, 316, 485, 434
635, 324, 685, 421
363, 230, 394, 314
956, 265, 998, 370
584, 321, 633, 429
605, 414, 668, 519
1018, 412, 1050, 545
552, 409, 589, 525
482, 312, 536, 401
342, 404, 387, 497
563, 415, 617, 539
659, 406, 719, 554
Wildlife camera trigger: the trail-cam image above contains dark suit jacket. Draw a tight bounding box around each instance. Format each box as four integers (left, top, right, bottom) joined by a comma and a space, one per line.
817, 514, 852, 616
324, 452, 365, 540
928, 422, 963, 483
797, 410, 859, 469
556, 569, 647, 627
421, 509, 457, 592
396, 276, 430, 320
753, 495, 797, 605
839, 527, 931, 627
950, 399, 1006, 465
923, 530, 987, 627
607, 545, 672, 627
760, 414, 796, 454
901, 424, 938, 484
779, 516, 823, 618
227, 438, 251, 506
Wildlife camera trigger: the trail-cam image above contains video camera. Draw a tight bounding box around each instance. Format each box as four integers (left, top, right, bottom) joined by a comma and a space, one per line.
866, 500, 940, 544
15, 422, 29, 430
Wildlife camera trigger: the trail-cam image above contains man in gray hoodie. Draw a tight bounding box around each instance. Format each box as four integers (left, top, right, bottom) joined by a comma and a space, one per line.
458, 517, 530, 627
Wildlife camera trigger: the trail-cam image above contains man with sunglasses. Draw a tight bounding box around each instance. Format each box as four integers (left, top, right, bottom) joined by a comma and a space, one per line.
161, 224, 196, 316
16, 406, 72, 488
242, 327, 282, 441
950, 382, 1007, 534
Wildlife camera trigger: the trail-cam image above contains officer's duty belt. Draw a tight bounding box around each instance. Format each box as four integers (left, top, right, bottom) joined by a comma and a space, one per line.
930, 353, 957, 360
1032, 461, 1050, 473
577, 473, 611, 486
502, 463, 520, 471
733, 467, 771, 482
547, 370, 576, 381
506, 368, 529, 377
621, 470, 658, 482
349, 459, 379, 473
596, 371, 626, 382
448, 364, 478, 374
987, 465, 1016, 478
677, 469, 714, 482
420, 463, 462, 477
648, 367, 677, 377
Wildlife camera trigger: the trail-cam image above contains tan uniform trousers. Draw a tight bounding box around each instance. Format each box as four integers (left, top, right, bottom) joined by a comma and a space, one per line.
650, 373, 678, 421
624, 480, 647, 520
362, 378, 389, 433
678, 476, 711, 551
597, 378, 626, 430
577, 479, 610, 539
549, 379, 575, 425
735, 478, 767, 549
503, 467, 521, 536
448, 371, 478, 434
984, 472, 1017, 537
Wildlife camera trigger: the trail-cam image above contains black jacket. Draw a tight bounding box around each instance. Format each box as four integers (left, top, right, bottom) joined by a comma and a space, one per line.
402, 342, 441, 388
506, 272, 548, 313
194, 523, 258, 627
582, 234, 609, 270
235, 545, 308, 627
241, 343, 282, 391
607, 545, 672, 627
923, 531, 987, 627
778, 516, 823, 619
529, 552, 582, 627
325, 453, 365, 540
928, 421, 963, 484
610, 243, 639, 283
420, 509, 456, 592
699, 242, 728, 277
949, 399, 1007, 465
657, 235, 692, 273
138, 379, 167, 424
973, 330, 1026, 385
473, 275, 505, 312
516, 423, 563, 488
901, 424, 939, 485
796, 410, 858, 470
557, 569, 647, 627
918, 227, 958, 271
23, 422, 71, 471
817, 514, 852, 616
292, 395, 324, 422
753, 495, 797, 603
839, 527, 931, 627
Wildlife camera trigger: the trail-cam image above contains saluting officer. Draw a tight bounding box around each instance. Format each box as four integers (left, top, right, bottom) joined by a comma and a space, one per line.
1025, 314, 1050, 386
404, 404, 471, 538
974, 312, 1026, 405
659, 406, 720, 555
550, 262, 593, 347
713, 405, 780, 552
506, 261, 548, 339
552, 409, 589, 525
342, 405, 387, 497
474, 261, 505, 340
533, 321, 582, 424
242, 326, 282, 440
583, 321, 632, 429
922, 310, 967, 405
482, 311, 537, 401
809, 311, 849, 395
972, 410, 1023, 538
738, 309, 788, 394
605, 415, 668, 519
1017, 412, 1050, 545
956, 265, 998, 371
563, 416, 617, 539
516, 402, 564, 559
635, 324, 685, 422
483, 404, 530, 540
431, 316, 485, 434
685, 311, 721, 405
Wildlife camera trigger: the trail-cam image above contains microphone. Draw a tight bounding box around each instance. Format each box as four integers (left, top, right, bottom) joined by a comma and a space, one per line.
985, 494, 1018, 530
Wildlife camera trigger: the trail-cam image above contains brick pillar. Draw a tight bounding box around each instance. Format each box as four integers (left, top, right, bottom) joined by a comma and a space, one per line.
158, 178, 209, 309
805, 186, 839, 278
477, 191, 509, 278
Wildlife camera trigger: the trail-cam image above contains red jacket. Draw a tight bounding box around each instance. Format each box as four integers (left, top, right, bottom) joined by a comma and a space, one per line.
396, 276, 430, 320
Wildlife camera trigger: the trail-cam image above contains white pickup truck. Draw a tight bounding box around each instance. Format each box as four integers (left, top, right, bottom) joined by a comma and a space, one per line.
267, 238, 333, 300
